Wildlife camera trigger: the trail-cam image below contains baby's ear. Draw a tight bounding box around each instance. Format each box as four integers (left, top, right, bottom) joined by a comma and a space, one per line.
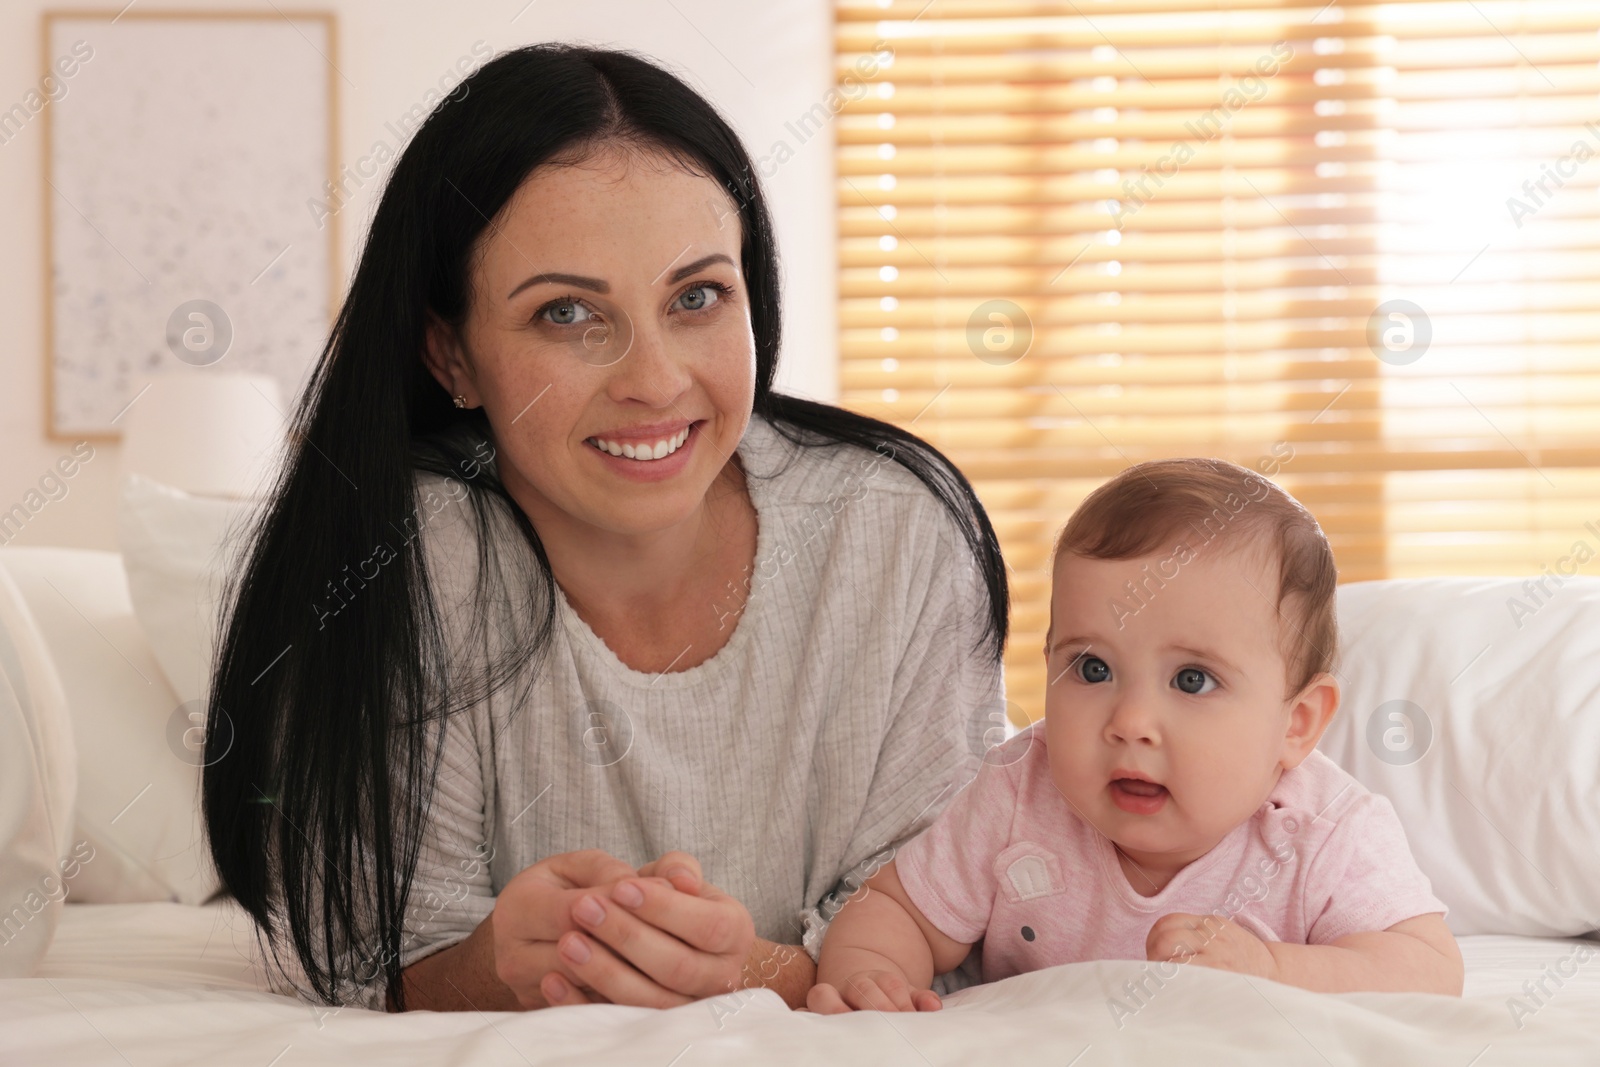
1279, 672, 1340, 771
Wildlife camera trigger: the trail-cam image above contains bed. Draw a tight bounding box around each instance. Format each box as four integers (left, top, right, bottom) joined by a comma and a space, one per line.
7, 900, 1599, 1064
2, 485, 1599, 1064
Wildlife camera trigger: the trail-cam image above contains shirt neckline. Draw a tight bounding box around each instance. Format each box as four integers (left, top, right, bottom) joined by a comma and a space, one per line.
553, 417, 781, 691
1091, 812, 1251, 912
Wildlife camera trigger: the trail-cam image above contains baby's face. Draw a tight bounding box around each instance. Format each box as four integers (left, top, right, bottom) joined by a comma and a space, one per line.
1043, 541, 1327, 874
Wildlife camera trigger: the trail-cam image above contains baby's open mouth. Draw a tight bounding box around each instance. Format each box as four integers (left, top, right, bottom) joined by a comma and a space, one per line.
1109, 777, 1169, 814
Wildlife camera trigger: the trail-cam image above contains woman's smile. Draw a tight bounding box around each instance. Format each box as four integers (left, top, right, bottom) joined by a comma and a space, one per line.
583, 421, 701, 482
585, 421, 693, 460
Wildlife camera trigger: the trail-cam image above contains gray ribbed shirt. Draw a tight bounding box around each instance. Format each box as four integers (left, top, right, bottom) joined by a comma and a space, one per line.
348, 416, 1001, 1007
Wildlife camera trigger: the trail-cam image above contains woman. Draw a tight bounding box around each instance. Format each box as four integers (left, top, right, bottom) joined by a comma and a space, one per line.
202, 43, 1008, 1013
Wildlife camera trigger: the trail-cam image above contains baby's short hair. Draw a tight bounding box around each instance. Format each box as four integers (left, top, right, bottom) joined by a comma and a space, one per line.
1052, 457, 1338, 698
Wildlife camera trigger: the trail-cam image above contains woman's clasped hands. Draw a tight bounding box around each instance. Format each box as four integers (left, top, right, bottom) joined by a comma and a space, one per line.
491, 849, 757, 1008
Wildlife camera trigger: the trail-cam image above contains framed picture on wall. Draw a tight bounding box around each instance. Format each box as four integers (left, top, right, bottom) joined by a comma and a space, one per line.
42, 9, 338, 439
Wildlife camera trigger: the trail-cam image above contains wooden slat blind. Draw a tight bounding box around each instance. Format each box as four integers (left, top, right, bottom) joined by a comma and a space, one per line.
834, 0, 1600, 723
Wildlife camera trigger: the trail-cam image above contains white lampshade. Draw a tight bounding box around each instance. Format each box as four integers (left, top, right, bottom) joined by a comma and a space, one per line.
119, 373, 288, 498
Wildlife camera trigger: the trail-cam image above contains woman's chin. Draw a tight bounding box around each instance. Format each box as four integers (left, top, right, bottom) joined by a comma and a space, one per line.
574, 481, 719, 538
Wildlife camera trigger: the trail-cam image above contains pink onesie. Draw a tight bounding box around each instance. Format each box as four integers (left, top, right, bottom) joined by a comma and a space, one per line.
894, 724, 1447, 984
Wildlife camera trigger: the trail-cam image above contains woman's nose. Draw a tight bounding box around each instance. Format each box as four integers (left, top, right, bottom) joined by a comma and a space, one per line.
605, 317, 691, 407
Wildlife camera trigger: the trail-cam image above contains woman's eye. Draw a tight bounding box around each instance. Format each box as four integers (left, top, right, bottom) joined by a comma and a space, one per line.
1078, 656, 1111, 683
1173, 667, 1217, 695
542, 299, 594, 326
676, 284, 721, 312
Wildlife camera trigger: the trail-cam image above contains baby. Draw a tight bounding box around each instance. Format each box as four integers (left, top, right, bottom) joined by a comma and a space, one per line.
808, 458, 1463, 1014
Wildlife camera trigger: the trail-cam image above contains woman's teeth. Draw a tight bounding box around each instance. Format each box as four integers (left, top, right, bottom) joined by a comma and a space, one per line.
587, 425, 691, 461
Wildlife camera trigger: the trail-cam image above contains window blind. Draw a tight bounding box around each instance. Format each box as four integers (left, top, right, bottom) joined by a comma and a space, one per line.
834, 0, 1600, 723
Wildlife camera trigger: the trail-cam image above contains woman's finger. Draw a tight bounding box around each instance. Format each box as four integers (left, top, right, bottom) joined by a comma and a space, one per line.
539, 849, 641, 892
604, 876, 750, 957
570, 884, 735, 996
492, 938, 610, 1009
498, 851, 640, 943
555, 929, 696, 1009
636, 850, 703, 894
539, 969, 597, 1007
491, 850, 640, 1006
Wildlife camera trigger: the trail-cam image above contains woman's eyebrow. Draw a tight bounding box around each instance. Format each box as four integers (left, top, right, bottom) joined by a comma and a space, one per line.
505, 253, 735, 301
507, 271, 609, 300
664, 252, 735, 284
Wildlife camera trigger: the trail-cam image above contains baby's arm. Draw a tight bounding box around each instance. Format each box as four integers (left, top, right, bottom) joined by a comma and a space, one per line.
1267, 913, 1463, 994
1147, 912, 1463, 995
806, 859, 973, 1013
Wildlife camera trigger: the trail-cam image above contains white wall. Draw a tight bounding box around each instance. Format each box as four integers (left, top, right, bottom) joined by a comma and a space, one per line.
0, 0, 838, 549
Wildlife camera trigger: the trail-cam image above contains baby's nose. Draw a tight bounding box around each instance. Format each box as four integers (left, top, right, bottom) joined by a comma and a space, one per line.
1105, 697, 1160, 742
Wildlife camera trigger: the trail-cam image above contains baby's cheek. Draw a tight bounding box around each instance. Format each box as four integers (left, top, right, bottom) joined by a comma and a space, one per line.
1174, 764, 1263, 840
1045, 741, 1092, 805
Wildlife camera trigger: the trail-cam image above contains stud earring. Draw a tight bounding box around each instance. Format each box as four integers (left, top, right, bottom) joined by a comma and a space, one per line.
453, 394, 468, 409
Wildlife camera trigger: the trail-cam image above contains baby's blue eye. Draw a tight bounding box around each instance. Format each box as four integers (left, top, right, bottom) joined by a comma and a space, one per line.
1173, 667, 1217, 695
1078, 656, 1111, 683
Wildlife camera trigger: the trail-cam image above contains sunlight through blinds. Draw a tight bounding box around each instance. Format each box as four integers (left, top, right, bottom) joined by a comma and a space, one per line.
834, 0, 1600, 724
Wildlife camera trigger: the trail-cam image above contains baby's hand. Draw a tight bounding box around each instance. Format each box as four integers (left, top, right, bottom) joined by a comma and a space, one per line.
1146, 913, 1277, 980
805, 971, 943, 1014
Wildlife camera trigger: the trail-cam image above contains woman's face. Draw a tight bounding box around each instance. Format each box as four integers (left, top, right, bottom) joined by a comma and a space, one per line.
431, 147, 756, 537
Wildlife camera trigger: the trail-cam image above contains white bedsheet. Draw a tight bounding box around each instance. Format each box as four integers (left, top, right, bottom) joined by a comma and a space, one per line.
4, 901, 1597, 1065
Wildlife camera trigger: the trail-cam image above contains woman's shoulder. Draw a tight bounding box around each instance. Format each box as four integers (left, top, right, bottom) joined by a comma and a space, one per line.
739, 414, 986, 599
740, 413, 957, 519
410, 466, 500, 565
409, 436, 523, 551
409, 456, 534, 620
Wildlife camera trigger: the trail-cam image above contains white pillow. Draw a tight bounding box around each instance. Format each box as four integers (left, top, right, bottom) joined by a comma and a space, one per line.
117, 474, 261, 706
0, 565, 77, 975
1322, 577, 1600, 938
0, 547, 217, 905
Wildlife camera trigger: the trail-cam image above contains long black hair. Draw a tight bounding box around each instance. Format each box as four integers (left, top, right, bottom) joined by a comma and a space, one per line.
202, 43, 1008, 1009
